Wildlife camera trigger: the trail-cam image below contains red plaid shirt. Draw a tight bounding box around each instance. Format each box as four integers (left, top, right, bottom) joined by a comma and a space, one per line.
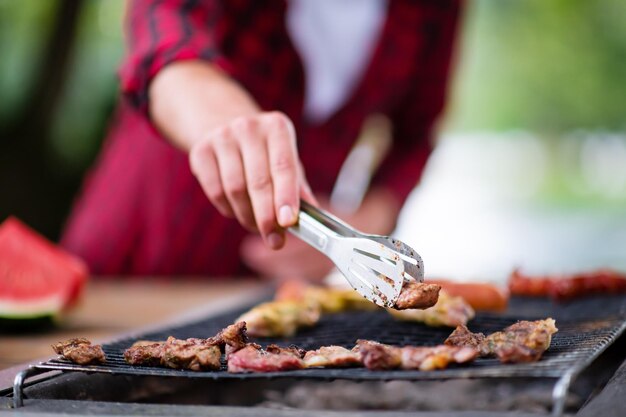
61, 0, 461, 276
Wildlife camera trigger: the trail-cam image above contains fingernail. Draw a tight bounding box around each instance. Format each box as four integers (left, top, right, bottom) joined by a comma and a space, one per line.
267, 232, 283, 249
278, 205, 295, 226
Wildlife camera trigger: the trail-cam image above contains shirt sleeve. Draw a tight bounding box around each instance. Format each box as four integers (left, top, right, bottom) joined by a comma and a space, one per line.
118, 0, 226, 114
371, 0, 462, 207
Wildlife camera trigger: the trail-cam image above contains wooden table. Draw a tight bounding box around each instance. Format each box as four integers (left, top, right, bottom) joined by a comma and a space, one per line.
0, 279, 265, 371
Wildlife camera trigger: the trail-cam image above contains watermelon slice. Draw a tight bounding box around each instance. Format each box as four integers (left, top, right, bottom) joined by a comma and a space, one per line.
0, 217, 89, 324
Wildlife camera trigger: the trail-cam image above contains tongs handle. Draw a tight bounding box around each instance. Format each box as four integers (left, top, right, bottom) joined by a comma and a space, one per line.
299, 200, 359, 238
288, 201, 357, 256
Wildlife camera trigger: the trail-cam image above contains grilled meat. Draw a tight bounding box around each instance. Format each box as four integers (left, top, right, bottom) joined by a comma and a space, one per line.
124, 341, 165, 366
388, 290, 475, 327
236, 300, 321, 337
444, 325, 489, 356
276, 280, 440, 313
445, 318, 558, 363
509, 269, 626, 301
355, 339, 477, 371
227, 343, 305, 373
161, 337, 221, 371
393, 280, 441, 310
52, 338, 106, 365
266, 344, 306, 358
303, 346, 362, 368
485, 319, 558, 363
125, 337, 221, 371
275, 281, 378, 313
355, 340, 401, 370
210, 321, 249, 354
400, 345, 478, 370
123, 321, 248, 370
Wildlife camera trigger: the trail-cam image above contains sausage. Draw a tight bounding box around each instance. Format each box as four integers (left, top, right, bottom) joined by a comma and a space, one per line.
427, 279, 509, 311
509, 268, 626, 301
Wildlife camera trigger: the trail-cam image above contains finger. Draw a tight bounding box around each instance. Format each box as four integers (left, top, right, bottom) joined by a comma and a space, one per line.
189, 141, 234, 218
296, 159, 318, 206
264, 112, 299, 228
236, 119, 283, 248
212, 129, 257, 232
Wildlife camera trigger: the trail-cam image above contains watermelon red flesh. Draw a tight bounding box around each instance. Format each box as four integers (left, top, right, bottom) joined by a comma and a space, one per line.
0, 217, 88, 318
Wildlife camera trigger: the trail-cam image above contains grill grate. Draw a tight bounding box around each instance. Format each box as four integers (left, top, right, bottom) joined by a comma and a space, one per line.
13, 295, 626, 415
33, 295, 626, 381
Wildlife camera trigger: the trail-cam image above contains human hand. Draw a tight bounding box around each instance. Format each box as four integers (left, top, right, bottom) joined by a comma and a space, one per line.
240, 189, 401, 281
189, 111, 316, 249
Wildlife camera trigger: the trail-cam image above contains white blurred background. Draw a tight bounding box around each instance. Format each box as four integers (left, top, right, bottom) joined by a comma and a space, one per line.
396, 132, 626, 284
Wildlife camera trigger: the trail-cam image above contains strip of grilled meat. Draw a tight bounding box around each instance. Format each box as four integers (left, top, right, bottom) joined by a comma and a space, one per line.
303, 346, 362, 368
388, 290, 475, 327
444, 325, 489, 356
123, 341, 164, 367
210, 321, 249, 354
228, 343, 305, 373
355, 339, 477, 371
123, 321, 248, 370
392, 280, 441, 310
445, 318, 558, 363
236, 300, 321, 337
52, 338, 106, 365
355, 340, 401, 370
161, 337, 221, 371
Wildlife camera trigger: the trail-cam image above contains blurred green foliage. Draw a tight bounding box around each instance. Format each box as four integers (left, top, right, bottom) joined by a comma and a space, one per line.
0, 0, 124, 173
0, 0, 124, 238
49, 0, 124, 172
448, 0, 626, 132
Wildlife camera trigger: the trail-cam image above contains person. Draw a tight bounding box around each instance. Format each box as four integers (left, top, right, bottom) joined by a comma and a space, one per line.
61, 0, 462, 280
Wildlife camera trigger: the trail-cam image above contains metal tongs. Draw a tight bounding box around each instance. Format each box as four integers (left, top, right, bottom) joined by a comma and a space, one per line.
288, 200, 424, 308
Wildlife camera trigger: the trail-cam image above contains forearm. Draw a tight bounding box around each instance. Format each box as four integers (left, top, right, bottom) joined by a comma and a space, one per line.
148, 60, 259, 151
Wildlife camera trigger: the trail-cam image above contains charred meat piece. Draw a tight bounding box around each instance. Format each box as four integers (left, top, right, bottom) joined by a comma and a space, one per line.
400, 345, 478, 371
303, 346, 362, 368
356, 339, 477, 371
392, 280, 441, 310
388, 290, 475, 327
355, 340, 401, 370
209, 321, 249, 354
52, 338, 106, 365
266, 344, 306, 358
485, 319, 558, 363
445, 318, 558, 363
124, 341, 165, 366
444, 325, 489, 356
161, 337, 221, 371
236, 300, 321, 337
123, 322, 248, 369
125, 337, 221, 371
227, 344, 305, 373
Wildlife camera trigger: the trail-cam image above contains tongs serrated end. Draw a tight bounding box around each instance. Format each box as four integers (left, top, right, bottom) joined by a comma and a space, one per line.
288, 201, 424, 308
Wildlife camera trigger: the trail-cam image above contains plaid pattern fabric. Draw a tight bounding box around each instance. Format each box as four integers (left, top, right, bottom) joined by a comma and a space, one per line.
61, 0, 462, 276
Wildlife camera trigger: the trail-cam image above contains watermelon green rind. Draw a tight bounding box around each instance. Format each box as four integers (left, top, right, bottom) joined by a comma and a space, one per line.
0, 292, 65, 318
0, 217, 89, 322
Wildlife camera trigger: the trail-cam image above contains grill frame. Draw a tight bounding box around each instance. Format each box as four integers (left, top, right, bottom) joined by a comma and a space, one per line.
12, 295, 626, 415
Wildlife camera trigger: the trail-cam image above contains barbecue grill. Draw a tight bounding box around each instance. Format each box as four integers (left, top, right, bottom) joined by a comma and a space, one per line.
5, 295, 626, 416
